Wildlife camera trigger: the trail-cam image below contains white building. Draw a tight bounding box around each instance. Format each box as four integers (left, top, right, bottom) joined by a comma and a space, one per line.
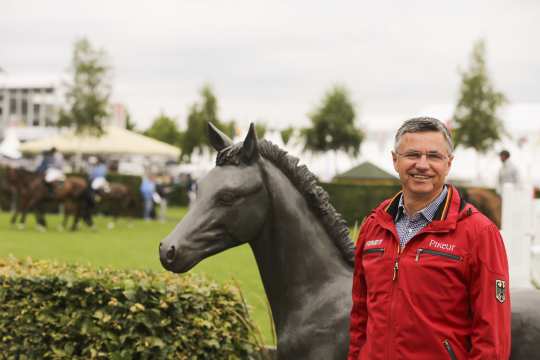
0, 74, 62, 138
0, 72, 127, 142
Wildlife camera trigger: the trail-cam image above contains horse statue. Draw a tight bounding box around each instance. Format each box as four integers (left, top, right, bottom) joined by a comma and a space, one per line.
159, 123, 540, 359
160, 123, 353, 359
7, 167, 93, 231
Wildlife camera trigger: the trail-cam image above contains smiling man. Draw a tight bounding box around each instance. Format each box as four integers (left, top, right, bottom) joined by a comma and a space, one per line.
348, 117, 511, 359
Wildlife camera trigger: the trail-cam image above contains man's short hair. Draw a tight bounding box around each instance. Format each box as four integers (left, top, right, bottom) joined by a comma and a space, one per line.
394, 117, 454, 154
499, 150, 510, 158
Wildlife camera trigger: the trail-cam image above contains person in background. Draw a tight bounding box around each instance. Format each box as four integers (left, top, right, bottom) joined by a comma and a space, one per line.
186, 173, 198, 207
88, 156, 110, 193
348, 117, 510, 360
497, 149, 520, 194
36, 147, 65, 195
140, 174, 157, 220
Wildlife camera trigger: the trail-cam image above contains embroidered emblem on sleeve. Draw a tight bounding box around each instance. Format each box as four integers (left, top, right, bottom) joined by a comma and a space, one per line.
495, 279, 506, 303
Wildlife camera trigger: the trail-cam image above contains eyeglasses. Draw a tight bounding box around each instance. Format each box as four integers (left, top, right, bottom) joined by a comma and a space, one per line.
395, 150, 450, 163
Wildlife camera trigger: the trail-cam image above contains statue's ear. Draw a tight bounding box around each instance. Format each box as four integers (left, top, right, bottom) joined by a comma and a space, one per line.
208, 122, 233, 151
242, 123, 259, 163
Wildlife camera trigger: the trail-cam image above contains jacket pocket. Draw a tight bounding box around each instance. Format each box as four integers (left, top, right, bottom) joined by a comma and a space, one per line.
416, 248, 461, 262
443, 339, 457, 360
363, 247, 384, 256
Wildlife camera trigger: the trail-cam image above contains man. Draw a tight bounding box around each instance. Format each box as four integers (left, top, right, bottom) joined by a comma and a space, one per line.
497, 149, 520, 194
88, 156, 110, 193
348, 117, 511, 359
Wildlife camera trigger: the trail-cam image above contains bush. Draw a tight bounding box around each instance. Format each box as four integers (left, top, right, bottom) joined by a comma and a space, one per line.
320, 183, 401, 226
0, 257, 261, 359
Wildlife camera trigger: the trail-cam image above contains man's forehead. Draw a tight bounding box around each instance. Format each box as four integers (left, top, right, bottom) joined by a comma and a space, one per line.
398, 132, 448, 149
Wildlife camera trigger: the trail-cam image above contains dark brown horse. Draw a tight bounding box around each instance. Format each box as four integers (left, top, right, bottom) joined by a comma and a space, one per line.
461, 186, 502, 228
8, 167, 93, 231
95, 182, 137, 228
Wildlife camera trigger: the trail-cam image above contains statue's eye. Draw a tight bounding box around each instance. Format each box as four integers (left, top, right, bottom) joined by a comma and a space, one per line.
217, 191, 237, 205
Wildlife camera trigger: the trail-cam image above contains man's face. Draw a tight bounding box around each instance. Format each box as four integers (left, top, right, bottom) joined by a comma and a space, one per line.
392, 131, 453, 201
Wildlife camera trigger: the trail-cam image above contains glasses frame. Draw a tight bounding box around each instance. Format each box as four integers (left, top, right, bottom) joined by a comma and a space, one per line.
394, 150, 452, 163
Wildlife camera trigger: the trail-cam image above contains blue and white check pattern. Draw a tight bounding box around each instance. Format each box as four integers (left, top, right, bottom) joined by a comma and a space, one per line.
395, 186, 448, 249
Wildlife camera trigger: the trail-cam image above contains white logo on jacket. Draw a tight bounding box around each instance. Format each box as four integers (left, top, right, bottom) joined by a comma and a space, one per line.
429, 239, 456, 252
366, 239, 383, 247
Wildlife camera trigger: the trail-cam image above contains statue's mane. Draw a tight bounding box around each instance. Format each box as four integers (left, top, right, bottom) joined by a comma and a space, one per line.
216, 139, 355, 266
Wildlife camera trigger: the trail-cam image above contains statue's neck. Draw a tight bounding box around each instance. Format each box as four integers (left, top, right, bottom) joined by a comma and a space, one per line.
248, 165, 349, 332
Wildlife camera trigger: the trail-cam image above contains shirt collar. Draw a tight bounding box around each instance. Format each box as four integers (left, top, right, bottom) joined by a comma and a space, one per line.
396, 185, 448, 223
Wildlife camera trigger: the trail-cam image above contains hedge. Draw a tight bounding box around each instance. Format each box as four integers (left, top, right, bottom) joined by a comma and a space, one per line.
0, 256, 262, 359
320, 182, 401, 226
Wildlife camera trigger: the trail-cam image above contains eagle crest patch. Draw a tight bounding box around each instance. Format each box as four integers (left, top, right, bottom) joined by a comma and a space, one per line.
495, 279, 506, 303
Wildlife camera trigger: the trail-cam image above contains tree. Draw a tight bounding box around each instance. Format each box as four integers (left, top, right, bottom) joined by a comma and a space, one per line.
301, 85, 364, 156
144, 113, 182, 146
180, 85, 235, 161
452, 40, 506, 153
255, 122, 267, 139
280, 126, 295, 145
58, 38, 111, 136
125, 110, 137, 131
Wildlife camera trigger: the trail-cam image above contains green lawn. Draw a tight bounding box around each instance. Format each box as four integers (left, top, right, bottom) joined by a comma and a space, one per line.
0, 208, 274, 344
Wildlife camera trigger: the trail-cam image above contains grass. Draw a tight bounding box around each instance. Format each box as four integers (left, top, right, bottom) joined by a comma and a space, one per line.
0, 208, 274, 344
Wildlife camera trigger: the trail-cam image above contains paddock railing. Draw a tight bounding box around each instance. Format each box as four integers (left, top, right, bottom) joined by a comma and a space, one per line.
500, 182, 540, 288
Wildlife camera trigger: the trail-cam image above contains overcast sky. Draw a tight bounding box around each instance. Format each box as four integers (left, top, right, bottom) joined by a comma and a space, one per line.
1, 0, 539, 131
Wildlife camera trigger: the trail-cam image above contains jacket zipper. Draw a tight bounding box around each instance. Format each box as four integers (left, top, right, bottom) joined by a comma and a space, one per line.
385, 242, 401, 360
443, 339, 457, 360
416, 248, 461, 262
363, 247, 384, 255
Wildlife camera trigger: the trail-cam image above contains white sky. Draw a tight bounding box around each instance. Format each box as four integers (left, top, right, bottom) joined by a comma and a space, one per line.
1, 0, 539, 131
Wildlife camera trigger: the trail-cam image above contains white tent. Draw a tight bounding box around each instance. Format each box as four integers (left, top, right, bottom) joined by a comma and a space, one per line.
19, 126, 180, 158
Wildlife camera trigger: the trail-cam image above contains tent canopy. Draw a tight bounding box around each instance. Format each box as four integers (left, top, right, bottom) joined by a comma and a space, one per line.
19, 126, 180, 158
335, 161, 397, 180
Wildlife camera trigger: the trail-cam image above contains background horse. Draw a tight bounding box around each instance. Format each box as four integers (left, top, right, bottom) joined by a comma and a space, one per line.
460, 186, 502, 228
160, 123, 354, 359
10, 168, 93, 231
95, 182, 137, 228
6, 167, 46, 227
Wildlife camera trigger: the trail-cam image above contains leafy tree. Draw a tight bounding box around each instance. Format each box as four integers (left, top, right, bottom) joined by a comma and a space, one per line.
280, 126, 295, 145
144, 113, 182, 146
301, 85, 364, 156
452, 40, 506, 153
255, 122, 267, 139
125, 110, 137, 131
58, 38, 111, 136
180, 85, 235, 161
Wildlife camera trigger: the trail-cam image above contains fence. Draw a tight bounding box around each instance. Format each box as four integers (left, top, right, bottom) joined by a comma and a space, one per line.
500, 183, 540, 288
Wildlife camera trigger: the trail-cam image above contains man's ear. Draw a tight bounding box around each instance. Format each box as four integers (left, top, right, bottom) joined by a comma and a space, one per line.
391, 151, 398, 171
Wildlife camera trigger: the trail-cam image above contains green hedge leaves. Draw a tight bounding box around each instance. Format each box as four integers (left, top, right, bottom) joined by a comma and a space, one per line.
0, 257, 261, 359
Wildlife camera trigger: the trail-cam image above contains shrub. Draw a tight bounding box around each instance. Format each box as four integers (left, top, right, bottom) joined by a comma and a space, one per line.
320, 183, 401, 226
0, 256, 261, 359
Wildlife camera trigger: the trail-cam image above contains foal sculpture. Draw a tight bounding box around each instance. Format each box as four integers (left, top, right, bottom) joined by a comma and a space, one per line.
160, 123, 354, 359
160, 123, 540, 359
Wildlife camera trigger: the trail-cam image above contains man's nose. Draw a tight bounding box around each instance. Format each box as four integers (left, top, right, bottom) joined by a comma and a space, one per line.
415, 154, 430, 168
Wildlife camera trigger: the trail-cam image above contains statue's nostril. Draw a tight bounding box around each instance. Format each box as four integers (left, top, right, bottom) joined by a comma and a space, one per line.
166, 246, 176, 262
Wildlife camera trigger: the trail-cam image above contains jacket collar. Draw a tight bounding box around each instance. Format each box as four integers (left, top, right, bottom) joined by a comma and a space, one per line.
376, 185, 469, 233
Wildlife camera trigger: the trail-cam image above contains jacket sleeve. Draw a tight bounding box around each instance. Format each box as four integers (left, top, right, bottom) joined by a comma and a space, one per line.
348, 218, 369, 359
469, 223, 511, 360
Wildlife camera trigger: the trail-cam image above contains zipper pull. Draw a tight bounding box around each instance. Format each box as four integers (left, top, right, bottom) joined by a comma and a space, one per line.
416, 248, 423, 262
392, 260, 399, 281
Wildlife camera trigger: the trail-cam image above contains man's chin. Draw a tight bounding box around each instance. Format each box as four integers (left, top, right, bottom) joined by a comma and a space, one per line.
406, 183, 435, 196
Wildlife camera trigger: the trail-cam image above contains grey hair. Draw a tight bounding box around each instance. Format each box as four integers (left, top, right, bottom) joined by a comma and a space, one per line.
394, 117, 454, 154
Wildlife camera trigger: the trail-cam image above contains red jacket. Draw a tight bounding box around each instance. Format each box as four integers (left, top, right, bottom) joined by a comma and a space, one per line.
348, 186, 511, 360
